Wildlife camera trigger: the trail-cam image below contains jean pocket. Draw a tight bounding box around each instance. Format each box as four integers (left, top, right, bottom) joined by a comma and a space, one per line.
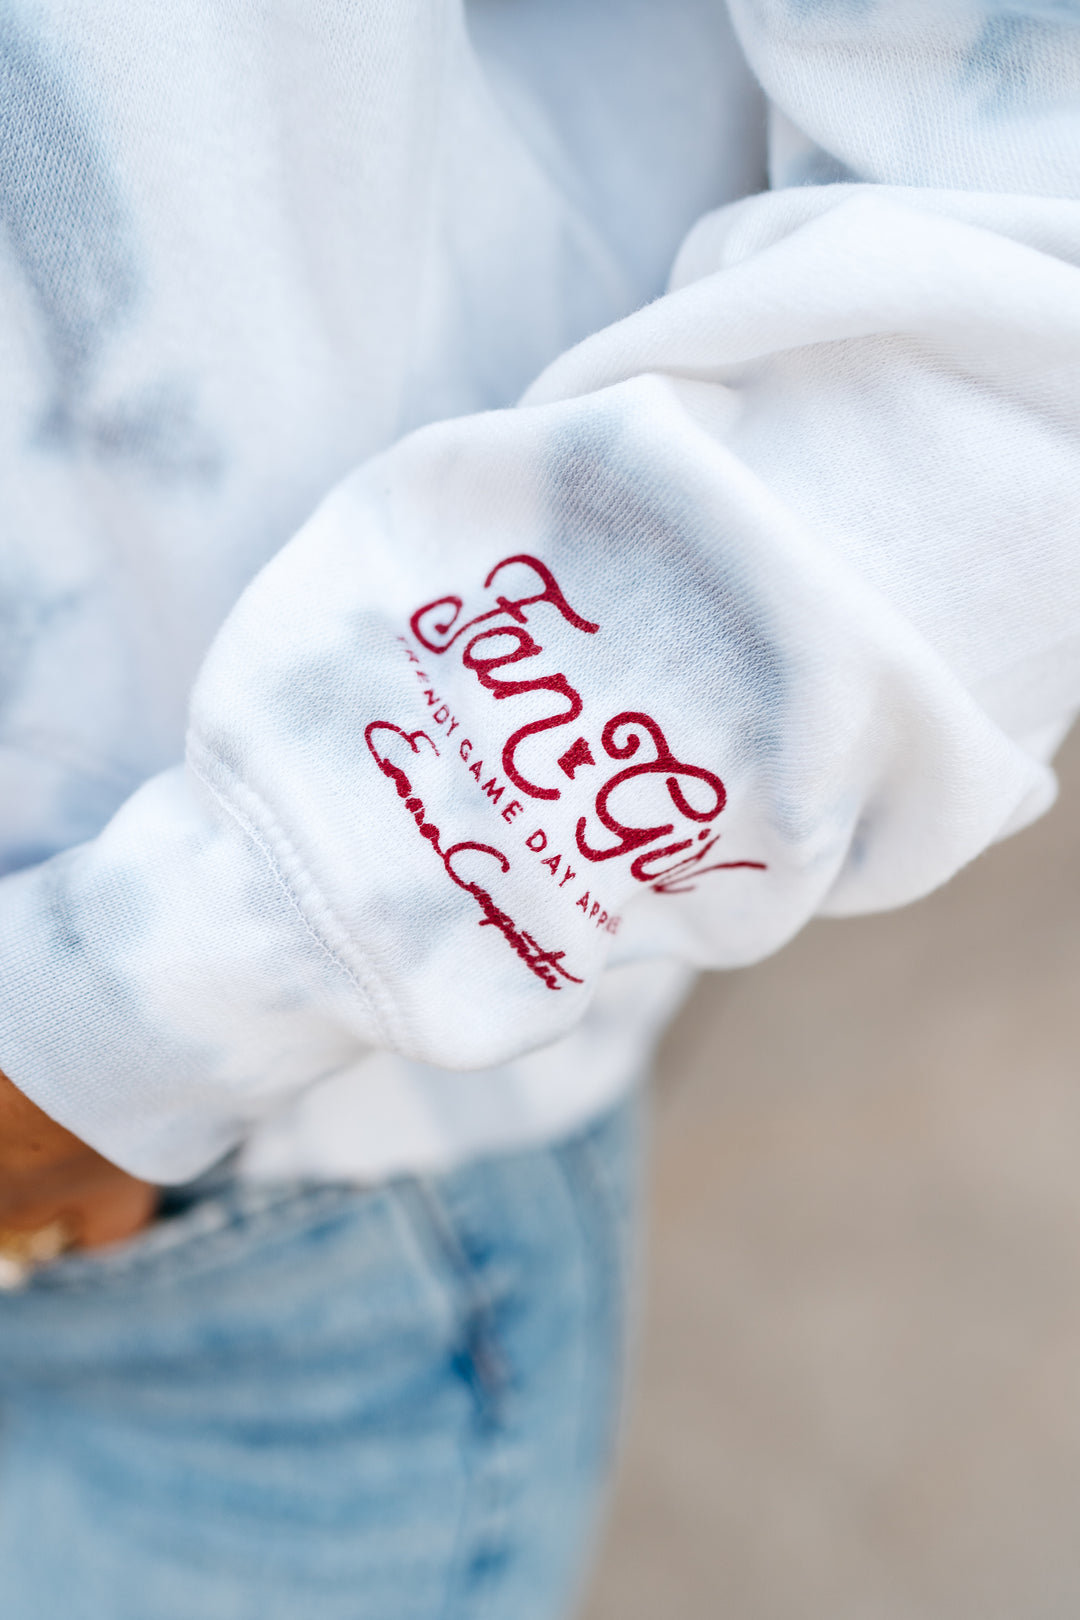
22, 1178, 371, 1294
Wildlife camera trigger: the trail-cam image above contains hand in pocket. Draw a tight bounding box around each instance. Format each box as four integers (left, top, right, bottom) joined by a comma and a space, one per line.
0, 1067, 156, 1258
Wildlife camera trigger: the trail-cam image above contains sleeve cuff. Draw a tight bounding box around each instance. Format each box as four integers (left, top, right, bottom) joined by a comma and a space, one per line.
0, 765, 376, 1182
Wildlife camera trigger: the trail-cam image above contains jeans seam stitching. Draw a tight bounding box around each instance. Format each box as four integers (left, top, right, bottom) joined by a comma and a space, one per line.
409, 1178, 518, 1620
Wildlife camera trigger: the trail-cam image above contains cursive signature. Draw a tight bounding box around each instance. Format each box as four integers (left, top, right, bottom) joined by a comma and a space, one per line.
364, 721, 583, 991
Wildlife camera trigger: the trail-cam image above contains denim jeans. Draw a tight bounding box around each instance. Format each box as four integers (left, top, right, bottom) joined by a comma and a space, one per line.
0, 1096, 640, 1620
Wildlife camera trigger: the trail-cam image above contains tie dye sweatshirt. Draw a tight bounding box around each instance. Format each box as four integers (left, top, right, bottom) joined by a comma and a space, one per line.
0, 0, 1079, 1183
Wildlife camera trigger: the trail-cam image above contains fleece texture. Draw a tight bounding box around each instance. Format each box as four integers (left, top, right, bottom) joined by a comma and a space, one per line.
0, 0, 1078, 1180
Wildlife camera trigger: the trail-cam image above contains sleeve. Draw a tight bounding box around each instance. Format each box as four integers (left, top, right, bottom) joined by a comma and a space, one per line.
2, 0, 1079, 1183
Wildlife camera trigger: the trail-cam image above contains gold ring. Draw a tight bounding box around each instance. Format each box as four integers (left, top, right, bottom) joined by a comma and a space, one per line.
0, 1220, 73, 1289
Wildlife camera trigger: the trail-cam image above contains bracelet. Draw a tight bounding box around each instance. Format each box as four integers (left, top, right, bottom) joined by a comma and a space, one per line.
0, 1220, 73, 1290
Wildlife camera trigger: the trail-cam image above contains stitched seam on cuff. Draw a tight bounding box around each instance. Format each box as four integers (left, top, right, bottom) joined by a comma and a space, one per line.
186, 736, 403, 1051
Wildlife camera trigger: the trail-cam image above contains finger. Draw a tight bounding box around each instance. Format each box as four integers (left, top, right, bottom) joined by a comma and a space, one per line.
0, 1167, 158, 1250
76, 1173, 158, 1249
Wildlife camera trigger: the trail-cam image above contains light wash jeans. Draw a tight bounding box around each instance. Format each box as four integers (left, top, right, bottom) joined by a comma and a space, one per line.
0, 1096, 639, 1620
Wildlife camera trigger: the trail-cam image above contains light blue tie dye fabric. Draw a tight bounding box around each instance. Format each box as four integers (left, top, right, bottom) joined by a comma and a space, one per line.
0, 1, 1079, 1183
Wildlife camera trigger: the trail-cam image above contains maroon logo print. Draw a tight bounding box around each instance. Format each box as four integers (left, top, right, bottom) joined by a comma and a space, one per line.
409, 555, 765, 894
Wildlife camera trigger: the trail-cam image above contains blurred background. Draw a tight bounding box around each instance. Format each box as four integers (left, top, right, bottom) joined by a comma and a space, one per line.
583, 727, 1080, 1620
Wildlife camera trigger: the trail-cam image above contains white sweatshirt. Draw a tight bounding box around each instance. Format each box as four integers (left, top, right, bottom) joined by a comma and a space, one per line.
1, 0, 1078, 1184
